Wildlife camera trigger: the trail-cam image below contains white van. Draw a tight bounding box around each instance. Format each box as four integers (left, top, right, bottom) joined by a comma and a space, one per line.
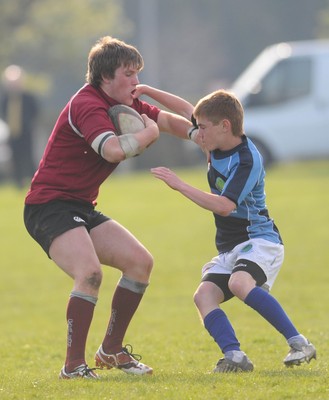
230, 40, 329, 166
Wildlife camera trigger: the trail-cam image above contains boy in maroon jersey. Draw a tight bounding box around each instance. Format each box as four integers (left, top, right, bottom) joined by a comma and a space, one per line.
24, 36, 196, 379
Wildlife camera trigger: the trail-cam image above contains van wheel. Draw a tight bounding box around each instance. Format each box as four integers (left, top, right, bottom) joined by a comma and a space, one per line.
249, 137, 274, 168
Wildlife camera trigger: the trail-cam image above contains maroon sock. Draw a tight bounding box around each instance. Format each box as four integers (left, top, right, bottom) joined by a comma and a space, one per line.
65, 296, 95, 371
102, 286, 143, 354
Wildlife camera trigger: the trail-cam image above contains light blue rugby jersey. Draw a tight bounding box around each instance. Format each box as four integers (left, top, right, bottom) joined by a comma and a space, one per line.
208, 135, 283, 254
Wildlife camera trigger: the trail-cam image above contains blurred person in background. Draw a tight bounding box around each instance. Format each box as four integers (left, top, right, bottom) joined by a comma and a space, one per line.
1, 65, 39, 188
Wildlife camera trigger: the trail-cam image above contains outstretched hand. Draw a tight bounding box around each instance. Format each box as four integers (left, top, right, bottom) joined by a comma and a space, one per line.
150, 167, 184, 191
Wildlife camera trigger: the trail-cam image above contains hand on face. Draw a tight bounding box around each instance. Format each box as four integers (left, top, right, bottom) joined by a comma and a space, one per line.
132, 84, 149, 99
103, 66, 140, 105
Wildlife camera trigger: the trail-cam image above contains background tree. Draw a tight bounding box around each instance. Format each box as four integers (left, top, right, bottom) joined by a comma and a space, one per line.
0, 0, 328, 169
0, 0, 130, 119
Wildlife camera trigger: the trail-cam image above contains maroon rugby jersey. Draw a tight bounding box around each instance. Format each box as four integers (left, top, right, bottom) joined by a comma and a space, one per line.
25, 84, 160, 205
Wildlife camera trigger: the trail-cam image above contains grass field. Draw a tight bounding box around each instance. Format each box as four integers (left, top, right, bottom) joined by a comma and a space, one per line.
0, 160, 328, 399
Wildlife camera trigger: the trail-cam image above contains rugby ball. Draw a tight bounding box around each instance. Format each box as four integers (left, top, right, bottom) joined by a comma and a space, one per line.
108, 104, 145, 136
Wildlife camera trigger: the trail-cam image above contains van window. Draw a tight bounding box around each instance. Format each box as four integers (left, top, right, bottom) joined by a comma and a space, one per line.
245, 57, 312, 107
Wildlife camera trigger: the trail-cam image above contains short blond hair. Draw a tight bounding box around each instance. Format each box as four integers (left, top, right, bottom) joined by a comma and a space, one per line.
194, 90, 244, 136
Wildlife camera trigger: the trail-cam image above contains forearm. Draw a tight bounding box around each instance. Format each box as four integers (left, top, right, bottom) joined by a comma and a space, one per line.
103, 126, 159, 162
151, 167, 236, 216
158, 110, 193, 139
176, 182, 235, 216
137, 85, 194, 119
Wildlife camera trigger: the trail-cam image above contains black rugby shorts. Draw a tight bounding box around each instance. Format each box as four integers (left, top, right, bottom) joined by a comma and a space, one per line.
24, 200, 110, 258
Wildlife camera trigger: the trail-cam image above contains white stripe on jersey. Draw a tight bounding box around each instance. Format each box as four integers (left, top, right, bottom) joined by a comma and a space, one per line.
68, 85, 86, 137
91, 131, 116, 158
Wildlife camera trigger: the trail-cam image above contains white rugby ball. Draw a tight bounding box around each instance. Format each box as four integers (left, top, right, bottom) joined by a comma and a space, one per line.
108, 104, 145, 136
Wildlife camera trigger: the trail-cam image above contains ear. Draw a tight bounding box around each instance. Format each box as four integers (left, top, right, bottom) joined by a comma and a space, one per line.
102, 74, 111, 84
222, 119, 231, 132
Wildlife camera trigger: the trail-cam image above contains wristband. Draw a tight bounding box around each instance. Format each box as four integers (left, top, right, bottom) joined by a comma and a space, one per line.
187, 126, 198, 141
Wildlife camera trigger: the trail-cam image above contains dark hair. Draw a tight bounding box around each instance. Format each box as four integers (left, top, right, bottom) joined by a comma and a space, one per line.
194, 90, 244, 136
86, 36, 144, 87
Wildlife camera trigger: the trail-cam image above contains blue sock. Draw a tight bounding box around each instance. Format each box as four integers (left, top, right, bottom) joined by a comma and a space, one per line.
204, 309, 240, 353
244, 287, 299, 340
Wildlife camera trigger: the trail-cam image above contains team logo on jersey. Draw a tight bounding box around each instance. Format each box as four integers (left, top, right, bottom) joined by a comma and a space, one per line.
241, 244, 253, 253
215, 177, 225, 192
73, 216, 85, 223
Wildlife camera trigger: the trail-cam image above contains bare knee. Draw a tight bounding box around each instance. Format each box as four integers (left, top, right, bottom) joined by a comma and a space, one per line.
142, 250, 154, 276
85, 268, 103, 290
228, 271, 256, 300
193, 284, 207, 309
126, 249, 153, 282
138, 249, 153, 277
76, 266, 103, 294
193, 282, 223, 319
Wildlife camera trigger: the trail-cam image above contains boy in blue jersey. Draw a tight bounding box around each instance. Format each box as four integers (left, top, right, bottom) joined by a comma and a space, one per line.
151, 89, 316, 372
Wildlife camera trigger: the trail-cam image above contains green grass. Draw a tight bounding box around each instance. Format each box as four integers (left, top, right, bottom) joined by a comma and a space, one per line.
0, 160, 328, 399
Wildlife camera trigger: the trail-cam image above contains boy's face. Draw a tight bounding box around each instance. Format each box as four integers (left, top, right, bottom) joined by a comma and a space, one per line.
103, 64, 140, 105
197, 116, 226, 151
